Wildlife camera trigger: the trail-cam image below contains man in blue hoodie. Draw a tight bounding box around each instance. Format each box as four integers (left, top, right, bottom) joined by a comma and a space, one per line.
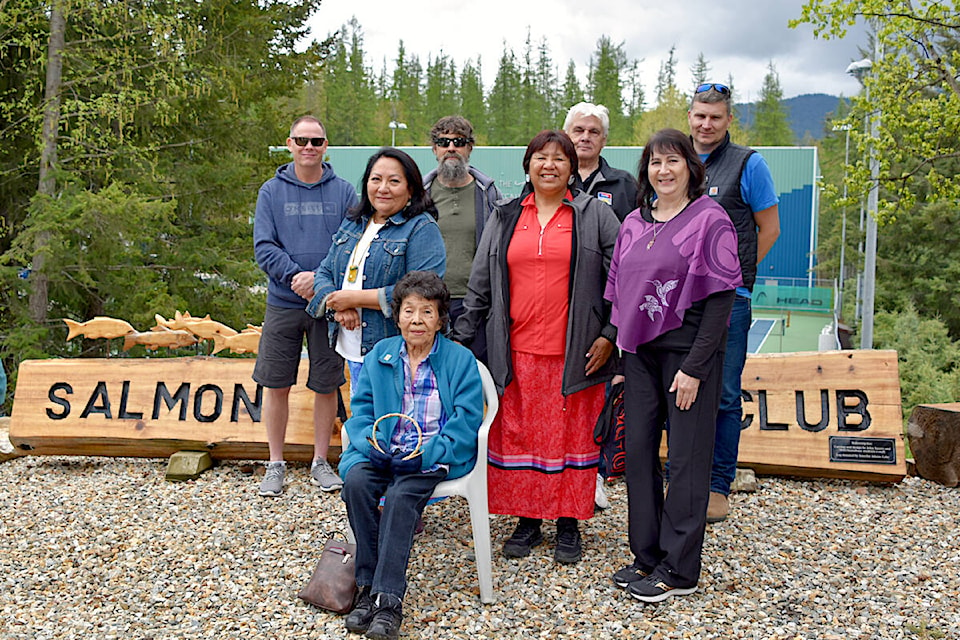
253, 115, 359, 497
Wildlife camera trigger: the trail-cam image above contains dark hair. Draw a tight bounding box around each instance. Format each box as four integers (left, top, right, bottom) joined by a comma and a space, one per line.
522, 130, 579, 181
391, 271, 451, 332
349, 147, 435, 221
636, 128, 706, 208
289, 115, 325, 138
430, 116, 474, 143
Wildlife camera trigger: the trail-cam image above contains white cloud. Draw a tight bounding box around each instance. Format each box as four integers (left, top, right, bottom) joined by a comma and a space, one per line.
307, 0, 869, 101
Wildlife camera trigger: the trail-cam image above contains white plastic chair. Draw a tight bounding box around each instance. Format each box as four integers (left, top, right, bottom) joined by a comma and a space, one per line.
341, 360, 499, 604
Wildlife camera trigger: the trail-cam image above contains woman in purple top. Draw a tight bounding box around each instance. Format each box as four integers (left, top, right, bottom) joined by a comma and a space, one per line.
604, 128, 742, 603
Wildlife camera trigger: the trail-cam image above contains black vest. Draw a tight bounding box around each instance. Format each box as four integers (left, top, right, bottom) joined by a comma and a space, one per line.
702, 133, 758, 290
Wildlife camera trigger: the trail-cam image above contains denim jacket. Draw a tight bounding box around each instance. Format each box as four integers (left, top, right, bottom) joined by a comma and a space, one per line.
307, 210, 446, 357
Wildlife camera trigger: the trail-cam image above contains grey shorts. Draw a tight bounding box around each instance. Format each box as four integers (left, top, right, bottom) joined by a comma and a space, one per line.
252, 304, 345, 393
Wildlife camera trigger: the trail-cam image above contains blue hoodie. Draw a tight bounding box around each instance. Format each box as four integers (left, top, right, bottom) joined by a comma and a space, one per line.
253, 161, 359, 308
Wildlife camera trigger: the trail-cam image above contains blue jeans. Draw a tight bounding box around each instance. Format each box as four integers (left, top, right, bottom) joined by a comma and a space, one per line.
347, 360, 364, 399
711, 295, 751, 495
342, 463, 446, 599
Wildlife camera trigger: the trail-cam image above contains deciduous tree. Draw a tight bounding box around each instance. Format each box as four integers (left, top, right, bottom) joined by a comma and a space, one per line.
792, 0, 960, 220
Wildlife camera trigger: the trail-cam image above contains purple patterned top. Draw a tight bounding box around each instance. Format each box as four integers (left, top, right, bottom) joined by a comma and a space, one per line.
604, 195, 742, 353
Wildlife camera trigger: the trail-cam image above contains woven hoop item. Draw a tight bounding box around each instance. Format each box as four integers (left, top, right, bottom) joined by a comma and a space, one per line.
367, 412, 423, 461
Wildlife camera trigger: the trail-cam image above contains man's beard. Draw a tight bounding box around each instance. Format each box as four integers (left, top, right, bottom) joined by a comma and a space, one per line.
437, 154, 469, 184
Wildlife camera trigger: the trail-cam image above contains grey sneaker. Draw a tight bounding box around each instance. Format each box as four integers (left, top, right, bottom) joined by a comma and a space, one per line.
311, 458, 343, 492
258, 461, 285, 497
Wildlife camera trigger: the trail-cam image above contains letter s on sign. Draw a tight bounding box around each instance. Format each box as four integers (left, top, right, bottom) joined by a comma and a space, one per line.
47, 382, 73, 419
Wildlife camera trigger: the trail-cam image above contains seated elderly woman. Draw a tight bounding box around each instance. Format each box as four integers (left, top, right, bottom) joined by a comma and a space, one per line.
339, 270, 484, 640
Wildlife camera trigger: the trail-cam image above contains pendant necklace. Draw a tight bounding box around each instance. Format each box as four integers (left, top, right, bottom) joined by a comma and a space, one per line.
347, 218, 374, 283
647, 219, 668, 250
646, 199, 688, 250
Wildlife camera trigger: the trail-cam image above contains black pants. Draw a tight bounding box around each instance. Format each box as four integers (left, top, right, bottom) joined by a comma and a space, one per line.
623, 348, 723, 588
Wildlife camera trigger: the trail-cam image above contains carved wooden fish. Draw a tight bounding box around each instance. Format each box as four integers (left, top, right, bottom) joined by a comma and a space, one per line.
211, 330, 260, 355
155, 311, 236, 340
180, 318, 238, 340
63, 316, 136, 341
122, 327, 199, 351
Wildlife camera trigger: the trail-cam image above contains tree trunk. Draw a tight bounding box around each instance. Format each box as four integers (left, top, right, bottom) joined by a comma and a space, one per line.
29, 0, 65, 324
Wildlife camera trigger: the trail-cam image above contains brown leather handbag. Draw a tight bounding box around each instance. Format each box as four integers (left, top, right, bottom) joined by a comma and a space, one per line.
298, 536, 357, 614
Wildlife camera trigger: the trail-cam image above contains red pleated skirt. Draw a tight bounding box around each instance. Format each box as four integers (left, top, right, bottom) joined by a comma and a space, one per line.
487, 351, 604, 520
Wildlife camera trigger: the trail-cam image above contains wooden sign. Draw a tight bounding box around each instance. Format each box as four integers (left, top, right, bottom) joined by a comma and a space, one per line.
11, 350, 906, 481
732, 349, 905, 481
9, 357, 338, 461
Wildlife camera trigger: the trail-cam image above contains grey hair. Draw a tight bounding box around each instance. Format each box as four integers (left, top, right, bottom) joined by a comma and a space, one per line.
563, 102, 610, 137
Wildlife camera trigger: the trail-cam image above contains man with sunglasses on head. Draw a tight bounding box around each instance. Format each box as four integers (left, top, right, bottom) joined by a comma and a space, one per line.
564, 102, 638, 222
253, 115, 359, 498
688, 83, 780, 523
422, 116, 503, 359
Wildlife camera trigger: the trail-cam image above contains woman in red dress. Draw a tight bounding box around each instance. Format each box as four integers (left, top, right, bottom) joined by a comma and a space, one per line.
453, 130, 621, 563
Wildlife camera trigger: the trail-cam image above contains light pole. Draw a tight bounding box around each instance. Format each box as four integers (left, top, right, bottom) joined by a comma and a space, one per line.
831, 123, 852, 318
846, 56, 879, 349
388, 121, 407, 146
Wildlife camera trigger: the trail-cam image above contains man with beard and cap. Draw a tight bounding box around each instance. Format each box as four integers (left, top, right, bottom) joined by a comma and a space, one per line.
564, 102, 638, 222
423, 116, 503, 359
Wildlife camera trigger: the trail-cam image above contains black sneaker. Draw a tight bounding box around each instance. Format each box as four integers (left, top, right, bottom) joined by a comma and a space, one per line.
612, 561, 652, 588
345, 586, 375, 634
365, 593, 403, 640
554, 517, 582, 564
628, 575, 697, 603
502, 518, 543, 558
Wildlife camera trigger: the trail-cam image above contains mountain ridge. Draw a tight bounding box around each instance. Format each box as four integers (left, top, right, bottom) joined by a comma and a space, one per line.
735, 93, 846, 142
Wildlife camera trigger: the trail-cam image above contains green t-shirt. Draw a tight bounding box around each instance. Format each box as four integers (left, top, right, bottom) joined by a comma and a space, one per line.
430, 180, 478, 298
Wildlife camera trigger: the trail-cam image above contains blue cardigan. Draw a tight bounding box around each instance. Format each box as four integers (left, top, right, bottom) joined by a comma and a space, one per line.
339, 334, 484, 481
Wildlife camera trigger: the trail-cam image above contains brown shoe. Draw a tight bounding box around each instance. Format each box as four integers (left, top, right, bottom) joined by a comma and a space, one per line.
706, 491, 729, 523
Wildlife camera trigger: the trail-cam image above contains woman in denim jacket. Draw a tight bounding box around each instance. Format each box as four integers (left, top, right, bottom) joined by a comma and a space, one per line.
306, 148, 446, 388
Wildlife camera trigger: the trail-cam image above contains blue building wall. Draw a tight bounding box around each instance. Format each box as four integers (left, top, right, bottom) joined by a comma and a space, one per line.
318, 145, 819, 283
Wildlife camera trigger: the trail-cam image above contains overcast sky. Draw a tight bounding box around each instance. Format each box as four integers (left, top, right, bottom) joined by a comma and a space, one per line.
306, 0, 869, 104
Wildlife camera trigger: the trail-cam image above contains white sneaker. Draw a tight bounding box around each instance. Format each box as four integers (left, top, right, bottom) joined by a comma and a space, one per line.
258, 461, 285, 497
595, 474, 609, 510
311, 458, 343, 492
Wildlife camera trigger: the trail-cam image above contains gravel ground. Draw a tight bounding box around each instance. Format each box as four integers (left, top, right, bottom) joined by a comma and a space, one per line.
0, 454, 957, 640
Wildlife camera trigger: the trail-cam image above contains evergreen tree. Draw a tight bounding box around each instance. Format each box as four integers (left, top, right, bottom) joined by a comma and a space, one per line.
535, 37, 559, 130
560, 60, 584, 118
588, 36, 628, 143
424, 52, 459, 129
1, 0, 326, 364
690, 52, 711, 89
750, 61, 794, 145
487, 46, 523, 145
316, 18, 378, 145
623, 59, 646, 121
635, 47, 686, 142
388, 41, 425, 145
459, 59, 487, 140
519, 31, 541, 139
655, 46, 678, 105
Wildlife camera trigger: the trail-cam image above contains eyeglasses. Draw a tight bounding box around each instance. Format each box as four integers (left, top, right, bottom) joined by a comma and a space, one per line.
695, 83, 731, 96
292, 136, 326, 147
433, 136, 472, 148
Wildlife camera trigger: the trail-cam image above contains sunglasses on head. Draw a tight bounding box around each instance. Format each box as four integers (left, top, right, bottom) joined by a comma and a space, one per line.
433, 136, 472, 148
695, 83, 731, 96
292, 136, 326, 147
